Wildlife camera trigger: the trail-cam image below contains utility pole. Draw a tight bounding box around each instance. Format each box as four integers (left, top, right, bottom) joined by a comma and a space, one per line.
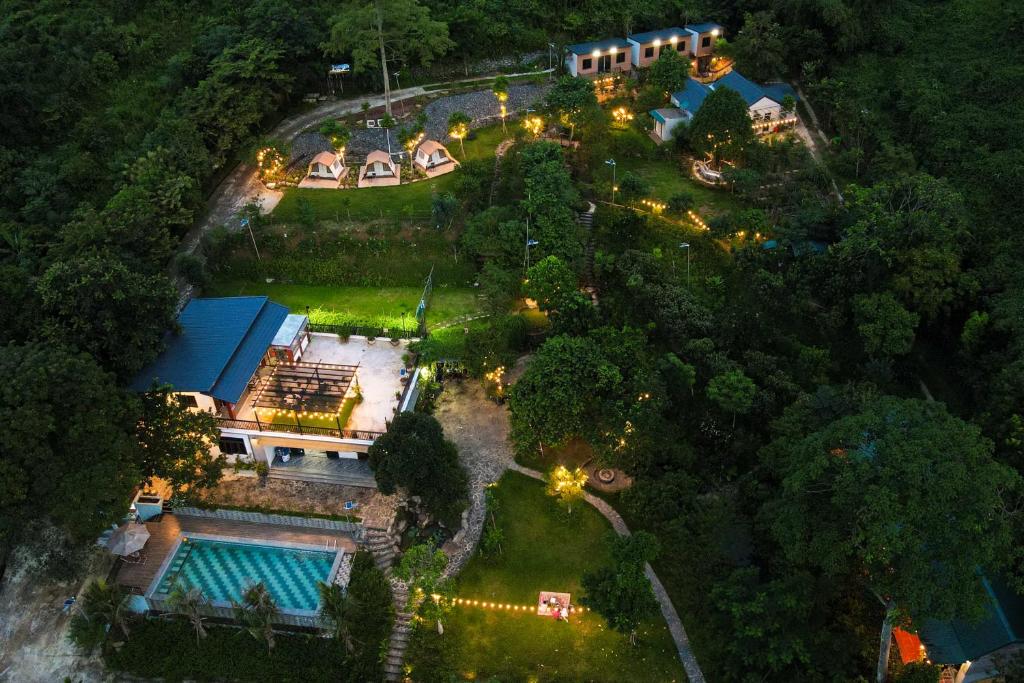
241, 217, 261, 261
375, 0, 392, 115
680, 242, 690, 284
605, 159, 617, 204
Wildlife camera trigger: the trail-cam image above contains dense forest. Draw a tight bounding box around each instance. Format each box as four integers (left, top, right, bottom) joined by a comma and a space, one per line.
1, 0, 1023, 680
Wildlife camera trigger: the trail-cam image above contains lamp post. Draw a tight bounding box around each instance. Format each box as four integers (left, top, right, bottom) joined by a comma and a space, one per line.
605, 158, 617, 204
679, 242, 690, 284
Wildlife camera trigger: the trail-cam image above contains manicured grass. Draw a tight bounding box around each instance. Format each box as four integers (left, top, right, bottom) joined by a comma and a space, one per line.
263, 397, 356, 430
273, 125, 507, 222
598, 130, 741, 218
207, 281, 481, 329
447, 471, 685, 681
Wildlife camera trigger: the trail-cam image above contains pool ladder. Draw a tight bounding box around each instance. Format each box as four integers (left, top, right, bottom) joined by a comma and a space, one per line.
325, 539, 338, 551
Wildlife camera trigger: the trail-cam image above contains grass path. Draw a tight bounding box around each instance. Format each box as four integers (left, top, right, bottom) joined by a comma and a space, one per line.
206, 281, 481, 329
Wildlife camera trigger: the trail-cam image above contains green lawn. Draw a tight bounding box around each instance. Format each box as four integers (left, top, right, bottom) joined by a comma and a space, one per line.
599, 130, 741, 218
274, 125, 508, 222
446, 471, 685, 682
206, 281, 481, 329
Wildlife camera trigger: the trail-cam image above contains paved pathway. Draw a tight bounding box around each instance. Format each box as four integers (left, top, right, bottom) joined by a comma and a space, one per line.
179, 69, 553, 265
434, 381, 706, 683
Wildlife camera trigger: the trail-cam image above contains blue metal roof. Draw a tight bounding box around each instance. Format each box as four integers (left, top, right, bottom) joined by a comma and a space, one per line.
685, 22, 724, 34
650, 108, 686, 124
919, 577, 1024, 665
131, 297, 289, 404
762, 82, 798, 104
628, 27, 687, 45
671, 78, 711, 113
566, 37, 631, 55
708, 70, 773, 106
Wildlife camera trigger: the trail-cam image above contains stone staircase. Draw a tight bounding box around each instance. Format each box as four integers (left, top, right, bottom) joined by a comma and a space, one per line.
385, 582, 414, 682
579, 202, 596, 283
487, 139, 515, 206
364, 527, 412, 682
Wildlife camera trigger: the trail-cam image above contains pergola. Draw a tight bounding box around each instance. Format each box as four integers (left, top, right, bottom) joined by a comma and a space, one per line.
252, 361, 358, 416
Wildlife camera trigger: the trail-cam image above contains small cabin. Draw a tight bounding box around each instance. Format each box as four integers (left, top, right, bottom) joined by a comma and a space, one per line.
358, 150, 400, 188
308, 151, 345, 180
414, 140, 459, 177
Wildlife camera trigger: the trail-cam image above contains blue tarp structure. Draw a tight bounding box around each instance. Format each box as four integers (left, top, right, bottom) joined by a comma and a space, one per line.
131, 296, 288, 404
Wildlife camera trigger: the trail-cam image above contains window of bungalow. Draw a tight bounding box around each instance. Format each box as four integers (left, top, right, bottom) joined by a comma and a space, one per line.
676, 42, 686, 52
702, 36, 711, 47
644, 46, 654, 58
177, 394, 199, 408
219, 436, 248, 455
616, 52, 625, 63
582, 58, 593, 69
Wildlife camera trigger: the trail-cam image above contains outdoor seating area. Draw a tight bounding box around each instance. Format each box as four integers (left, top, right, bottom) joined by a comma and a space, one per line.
537, 591, 575, 621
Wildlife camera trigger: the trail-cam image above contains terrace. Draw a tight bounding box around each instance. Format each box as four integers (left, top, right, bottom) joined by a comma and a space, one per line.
220, 333, 411, 440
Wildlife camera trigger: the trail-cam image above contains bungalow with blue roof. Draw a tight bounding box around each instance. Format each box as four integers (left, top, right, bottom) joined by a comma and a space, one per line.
651, 70, 798, 142
888, 576, 1024, 682
564, 37, 631, 78
684, 22, 724, 73
132, 296, 399, 484
626, 27, 690, 68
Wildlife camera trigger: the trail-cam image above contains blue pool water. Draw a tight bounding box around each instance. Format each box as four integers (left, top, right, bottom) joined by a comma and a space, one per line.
154, 537, 336, 612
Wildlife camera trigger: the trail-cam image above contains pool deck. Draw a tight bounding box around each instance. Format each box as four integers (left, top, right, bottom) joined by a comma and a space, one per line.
114, 512, 358, 595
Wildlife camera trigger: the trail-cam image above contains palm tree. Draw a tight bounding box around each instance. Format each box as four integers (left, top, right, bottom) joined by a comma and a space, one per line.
166, 583, 208, 646
318, 581, 356, 652
232, 582, 278, 655
447, 112, 471, 157
68, 578, 134, 652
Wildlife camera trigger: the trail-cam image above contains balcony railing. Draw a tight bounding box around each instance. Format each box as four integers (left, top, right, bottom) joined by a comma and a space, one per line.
216, 417, 384, 442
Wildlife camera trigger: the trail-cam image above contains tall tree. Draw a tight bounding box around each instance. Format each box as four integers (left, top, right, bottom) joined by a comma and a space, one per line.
647, 49, 691, 95
394, 542, 452, 634
545, 76, 598, 141
688, 87, 756, 168
581, 531, 660, 645
0, 345, 140, 558
762, 396, 1020, 683
38, 253, 176, 379
135, 386, 223, 497
731, 11, 787, 81
232, 582, 279, 655
706, 369, 757, 427
367, 412, 468, 525
329, 0, 453, 114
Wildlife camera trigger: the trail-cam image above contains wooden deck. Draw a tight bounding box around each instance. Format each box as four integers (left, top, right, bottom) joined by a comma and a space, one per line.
113, 513, 358, 594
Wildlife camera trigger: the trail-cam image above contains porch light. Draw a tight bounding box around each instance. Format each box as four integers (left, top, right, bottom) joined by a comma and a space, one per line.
653, 38, 661, 47
711, 28, 721, 37
610, 46, 617, 53
592, 49, 600, 57
670, 35, 678, 44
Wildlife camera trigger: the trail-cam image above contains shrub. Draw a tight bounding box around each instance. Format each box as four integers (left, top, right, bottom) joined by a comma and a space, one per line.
104, 619, 348, 681
617, 171, 648, 201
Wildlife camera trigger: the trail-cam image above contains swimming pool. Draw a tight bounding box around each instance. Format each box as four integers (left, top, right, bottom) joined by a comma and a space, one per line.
150, 535, 341, 614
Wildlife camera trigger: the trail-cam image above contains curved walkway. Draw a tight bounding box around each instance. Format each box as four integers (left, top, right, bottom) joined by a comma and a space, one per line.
508, 462, 707, 683
433, 381, 706, 683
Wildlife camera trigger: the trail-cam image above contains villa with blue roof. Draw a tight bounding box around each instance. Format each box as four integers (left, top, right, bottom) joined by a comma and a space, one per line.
132, 296, 413, 488
565, 21, 725, 78
651, 71, 799, 142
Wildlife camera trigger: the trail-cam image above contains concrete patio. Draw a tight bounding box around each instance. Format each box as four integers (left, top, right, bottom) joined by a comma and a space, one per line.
301, 333, 410, 433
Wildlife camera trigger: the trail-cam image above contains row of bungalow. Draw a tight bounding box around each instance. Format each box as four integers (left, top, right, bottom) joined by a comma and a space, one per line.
566, 22, 798, 142
564, 22, 724, 78
297, 137, 458, 189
